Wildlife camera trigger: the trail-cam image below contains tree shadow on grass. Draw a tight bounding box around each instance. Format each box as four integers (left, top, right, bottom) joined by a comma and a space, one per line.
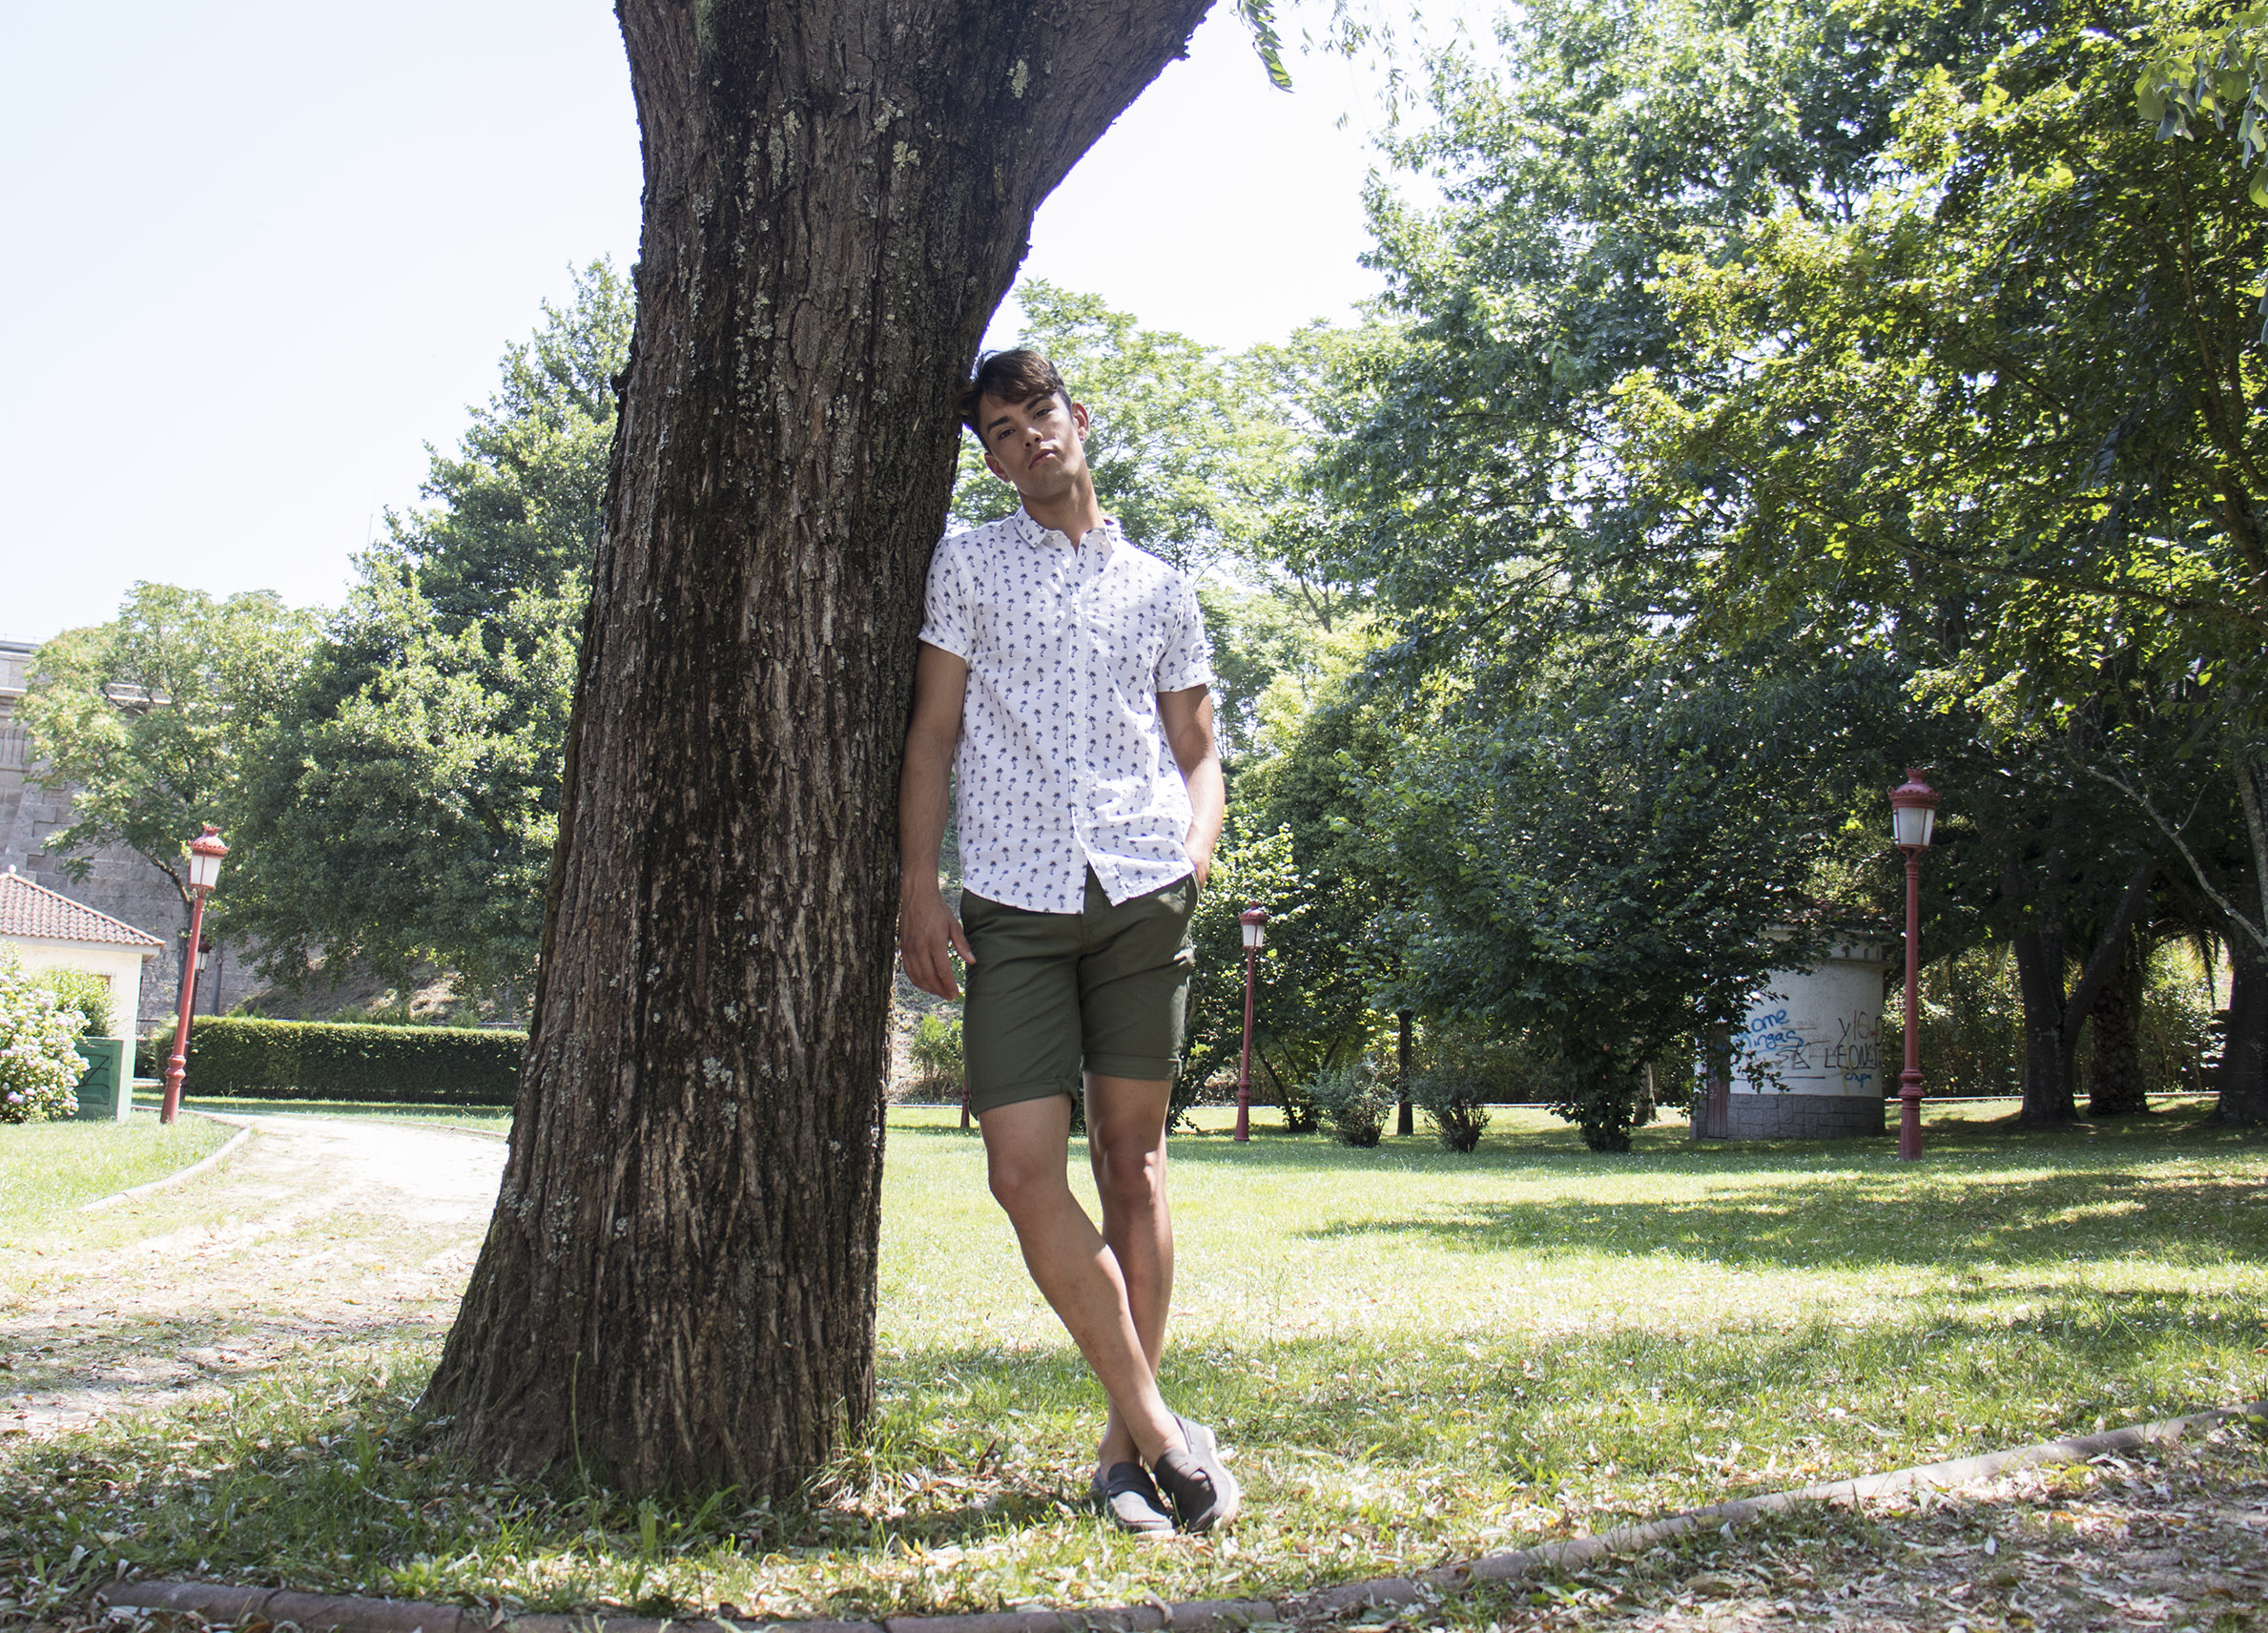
1287, 1161, 2267, 1271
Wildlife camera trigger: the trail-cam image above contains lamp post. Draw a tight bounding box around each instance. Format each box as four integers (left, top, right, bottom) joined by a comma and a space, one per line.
1234, 904, 1268, 1143
161, 824, 229, 1127
1888, 772, 1940, 1162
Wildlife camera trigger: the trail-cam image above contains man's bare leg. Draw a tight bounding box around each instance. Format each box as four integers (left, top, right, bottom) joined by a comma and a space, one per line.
979, 1093, 1184, 1465
1084, 1073, 1174, 1475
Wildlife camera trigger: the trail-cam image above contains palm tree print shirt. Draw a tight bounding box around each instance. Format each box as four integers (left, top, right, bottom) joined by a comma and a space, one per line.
918, 508, 1214, 913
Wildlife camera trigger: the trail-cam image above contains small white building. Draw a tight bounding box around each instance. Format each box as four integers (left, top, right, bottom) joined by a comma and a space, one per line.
1694, 936, 1893, 1140
0, 864, 164, 1043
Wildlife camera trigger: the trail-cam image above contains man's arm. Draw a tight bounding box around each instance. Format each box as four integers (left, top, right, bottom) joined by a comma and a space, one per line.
1160, 685, 1225, 890
899, 642, 974, 999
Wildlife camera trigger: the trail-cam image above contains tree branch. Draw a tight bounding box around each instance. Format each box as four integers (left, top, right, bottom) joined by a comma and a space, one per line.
2059, 855, 2161, 1055
2077, 757, 2268, 955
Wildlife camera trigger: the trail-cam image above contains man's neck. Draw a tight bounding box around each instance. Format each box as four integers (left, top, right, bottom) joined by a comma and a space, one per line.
1021, 485, 1106, 547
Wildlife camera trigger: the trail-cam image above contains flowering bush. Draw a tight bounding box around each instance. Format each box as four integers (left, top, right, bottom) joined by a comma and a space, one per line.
0, 950, 87, 1123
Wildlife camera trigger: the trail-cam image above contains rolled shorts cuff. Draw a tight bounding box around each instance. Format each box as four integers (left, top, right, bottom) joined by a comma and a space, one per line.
1083, 1052, 1178, 1084
968, 1074, 1079, 1118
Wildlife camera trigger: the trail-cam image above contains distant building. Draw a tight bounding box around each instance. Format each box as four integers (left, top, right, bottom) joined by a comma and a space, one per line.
0, 637, 257, 1025
0, 867, 163, 1039
1692, 936, 1893, 1141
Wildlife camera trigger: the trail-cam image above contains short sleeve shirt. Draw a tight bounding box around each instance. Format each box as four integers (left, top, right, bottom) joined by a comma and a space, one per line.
918, 508, 1214, 913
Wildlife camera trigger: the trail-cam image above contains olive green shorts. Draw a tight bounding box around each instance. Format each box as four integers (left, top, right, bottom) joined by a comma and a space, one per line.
960, 869, 1198, 1116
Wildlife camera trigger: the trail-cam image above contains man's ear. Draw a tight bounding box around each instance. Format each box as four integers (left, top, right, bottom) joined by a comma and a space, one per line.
1070, 401, 1091, 440
983, 449, 1011, 484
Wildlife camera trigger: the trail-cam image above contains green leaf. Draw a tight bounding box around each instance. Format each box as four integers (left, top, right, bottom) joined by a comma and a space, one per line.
1235, 0, 1294, 91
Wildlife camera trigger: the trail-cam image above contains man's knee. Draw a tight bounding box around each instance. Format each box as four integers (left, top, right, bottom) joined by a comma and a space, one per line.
1101, 1157, 1165, 1218
987, 1148, 1070, 1222
1092, 1128, 1167, 1215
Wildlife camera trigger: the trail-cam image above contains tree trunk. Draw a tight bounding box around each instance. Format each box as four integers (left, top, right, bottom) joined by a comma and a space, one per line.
423, 0, 1211, 1498
1395, 1008, 1413, 1137
2214, 936, 2268, 1124
2084, 929, 2148, 1117
2010, 926, 2076, 1125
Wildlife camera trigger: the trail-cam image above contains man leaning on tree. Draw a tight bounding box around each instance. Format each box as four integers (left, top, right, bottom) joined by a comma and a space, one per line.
896, 348, 1238, 1538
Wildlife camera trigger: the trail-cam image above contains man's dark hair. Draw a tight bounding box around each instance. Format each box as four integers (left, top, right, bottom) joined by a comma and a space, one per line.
959, 349, 1069, 438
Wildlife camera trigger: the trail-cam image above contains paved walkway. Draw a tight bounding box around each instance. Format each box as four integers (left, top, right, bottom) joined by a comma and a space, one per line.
0, 1115, 505, 1437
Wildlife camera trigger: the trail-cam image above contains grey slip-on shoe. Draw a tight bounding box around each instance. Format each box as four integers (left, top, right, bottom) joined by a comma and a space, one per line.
1092, 1459, 1175, 1538
1150, 1414, 1240, 1532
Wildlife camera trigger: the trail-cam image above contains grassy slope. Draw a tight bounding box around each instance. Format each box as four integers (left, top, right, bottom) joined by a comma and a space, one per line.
2, 1098, 2258, 1621
0, 1112, 235, 1235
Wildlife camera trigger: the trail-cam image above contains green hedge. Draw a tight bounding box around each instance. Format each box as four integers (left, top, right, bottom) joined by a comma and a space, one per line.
136, 1016, 527, 1106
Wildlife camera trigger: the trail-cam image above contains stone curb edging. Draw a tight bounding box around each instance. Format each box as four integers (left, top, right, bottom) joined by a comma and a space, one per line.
96, 1398, 2266, 1633
79, 1113, 256, 1212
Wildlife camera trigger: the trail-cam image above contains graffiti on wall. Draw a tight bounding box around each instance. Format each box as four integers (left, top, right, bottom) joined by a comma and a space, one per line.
1738, 1005, 1882, 1094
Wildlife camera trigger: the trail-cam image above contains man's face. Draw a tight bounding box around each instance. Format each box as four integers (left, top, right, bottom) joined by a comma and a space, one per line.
978, 389, 1091, 502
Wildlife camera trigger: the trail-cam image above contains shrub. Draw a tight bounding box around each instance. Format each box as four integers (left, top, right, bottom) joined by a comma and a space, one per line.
1306, 1059, 1394, 1147
136, 1016, 526, 1105
1421, 1020, 1559, 1102
35, 968, 114, 1039
1411, 1067, 1492, 1152
0, 950, 87, 1123
903, 1012, 964, 1101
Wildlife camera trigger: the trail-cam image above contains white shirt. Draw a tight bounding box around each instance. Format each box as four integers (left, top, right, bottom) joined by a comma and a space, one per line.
919, 508, 1215, 913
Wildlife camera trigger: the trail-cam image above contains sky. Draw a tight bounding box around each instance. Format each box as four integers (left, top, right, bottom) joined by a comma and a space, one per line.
0, 3, 1478, 643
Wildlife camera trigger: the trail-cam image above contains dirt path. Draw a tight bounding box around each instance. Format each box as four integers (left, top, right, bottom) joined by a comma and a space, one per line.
0, 1115, 504, 1438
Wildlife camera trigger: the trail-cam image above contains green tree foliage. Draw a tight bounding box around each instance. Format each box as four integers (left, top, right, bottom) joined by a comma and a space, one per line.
950, 281, 1274, 568
1321, 0, 2016, 632
1215, 619, 1404, 1114
34, 968, 114, 1040
20, 584, 317, 935
1613, 8, 2268, 1116
1371, 638, 1903, 1149
1172, 823, 1306, 1127
233, 263, 631, 1005
1302, 0, 2268, 1133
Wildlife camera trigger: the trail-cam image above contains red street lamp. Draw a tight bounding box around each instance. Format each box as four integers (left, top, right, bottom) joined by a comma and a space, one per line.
1888, 772, 1940, 1162
1234, 904, 1268, 1144
161, 824, 229, 1127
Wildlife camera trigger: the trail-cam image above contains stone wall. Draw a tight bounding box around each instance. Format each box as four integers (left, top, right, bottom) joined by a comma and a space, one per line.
1722, 1090, 1888, 1140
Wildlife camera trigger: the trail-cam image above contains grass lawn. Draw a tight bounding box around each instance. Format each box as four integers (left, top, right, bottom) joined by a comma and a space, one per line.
0, 1110, 235, 1235
3, 1095, 2261, 1623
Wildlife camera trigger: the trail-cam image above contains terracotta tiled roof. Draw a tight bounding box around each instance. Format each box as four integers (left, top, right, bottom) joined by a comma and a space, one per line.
0, 870, 165, 948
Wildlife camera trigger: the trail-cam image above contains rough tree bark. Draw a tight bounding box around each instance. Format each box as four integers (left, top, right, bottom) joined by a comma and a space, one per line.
2214, 936, 2268, 1124
2084, 927, 2148, 1117
423, 0, 1212, 1497
2010, 855, 2156, 1127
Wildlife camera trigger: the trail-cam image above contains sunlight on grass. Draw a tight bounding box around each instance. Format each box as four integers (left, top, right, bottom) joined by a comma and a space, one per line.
4, 1098, 2260, 1620
0, 1112, 234, 1235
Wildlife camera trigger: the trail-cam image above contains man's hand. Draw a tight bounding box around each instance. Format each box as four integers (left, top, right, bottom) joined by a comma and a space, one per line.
899, 643, 973, 997
899, 888, 975, 1000
1186, 831, 1214, 893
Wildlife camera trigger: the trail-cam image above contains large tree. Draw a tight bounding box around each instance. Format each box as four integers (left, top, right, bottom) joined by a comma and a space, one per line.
20, 584, 317, 941
1615, 5, 2268, 1120
423, 0, 1222, 1497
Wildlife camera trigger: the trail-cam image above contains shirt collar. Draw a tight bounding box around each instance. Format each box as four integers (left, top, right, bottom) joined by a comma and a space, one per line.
1012, 507, 1121, 555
